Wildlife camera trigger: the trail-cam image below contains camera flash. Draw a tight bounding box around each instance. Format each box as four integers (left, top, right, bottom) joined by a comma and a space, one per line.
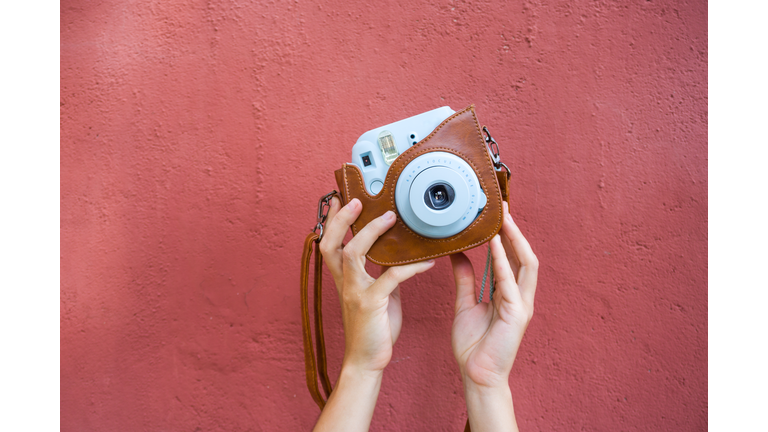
377, 130, 400, 165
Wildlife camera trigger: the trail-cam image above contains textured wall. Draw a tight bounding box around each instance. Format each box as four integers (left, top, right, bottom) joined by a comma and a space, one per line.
61, 0, 707, 430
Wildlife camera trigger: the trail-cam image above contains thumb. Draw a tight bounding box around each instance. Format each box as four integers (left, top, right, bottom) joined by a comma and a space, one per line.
450, 253, 477, 315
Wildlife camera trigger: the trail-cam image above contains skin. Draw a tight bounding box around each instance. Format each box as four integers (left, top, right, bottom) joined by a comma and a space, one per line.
313, 198, 538, 432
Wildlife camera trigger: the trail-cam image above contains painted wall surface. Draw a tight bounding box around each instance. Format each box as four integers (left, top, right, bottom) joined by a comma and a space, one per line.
61, 1, 707, 430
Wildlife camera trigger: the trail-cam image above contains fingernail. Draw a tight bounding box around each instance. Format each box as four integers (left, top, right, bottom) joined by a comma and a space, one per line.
383, 210, 395, 221
427, 259, 435, 264
349, 198, 361, 210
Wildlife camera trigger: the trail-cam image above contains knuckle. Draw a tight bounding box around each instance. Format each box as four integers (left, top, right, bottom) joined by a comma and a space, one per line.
318, 239, 331, 256
340, 204, 359, 221
341, 246, 357, 262
341, 290, 360, 307
340, 210, 355, 225
369, 219, 385, 233
387, 267, 404, 282
529, 255, 540, 270
361, 217, 386, 235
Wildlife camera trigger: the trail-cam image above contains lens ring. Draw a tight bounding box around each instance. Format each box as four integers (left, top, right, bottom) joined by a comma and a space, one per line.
394, 151, 486, 238
424, 182, 455, 210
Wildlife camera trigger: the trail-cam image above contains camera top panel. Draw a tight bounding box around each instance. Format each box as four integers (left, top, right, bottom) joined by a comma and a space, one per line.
351, 106, 455, 195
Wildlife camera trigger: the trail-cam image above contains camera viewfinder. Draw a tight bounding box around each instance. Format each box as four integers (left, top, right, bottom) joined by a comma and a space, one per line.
377, 130, 400, 165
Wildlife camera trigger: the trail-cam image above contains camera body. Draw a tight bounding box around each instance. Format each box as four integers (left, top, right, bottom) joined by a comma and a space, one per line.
351, 107, 488, 239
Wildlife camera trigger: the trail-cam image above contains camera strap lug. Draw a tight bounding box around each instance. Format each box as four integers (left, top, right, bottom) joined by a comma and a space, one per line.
482, 126, 511, 177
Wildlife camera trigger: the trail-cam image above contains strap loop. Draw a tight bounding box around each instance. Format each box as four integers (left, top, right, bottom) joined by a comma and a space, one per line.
312, 191, 338, 241
300, 232, 326, 408
300, 232, 333, 408
482, 126, 511, 178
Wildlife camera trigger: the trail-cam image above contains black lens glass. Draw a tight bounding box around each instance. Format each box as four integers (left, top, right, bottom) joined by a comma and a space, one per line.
424, 182, 455, 210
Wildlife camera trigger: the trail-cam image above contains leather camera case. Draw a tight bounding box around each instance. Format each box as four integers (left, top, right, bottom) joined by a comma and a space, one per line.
334, 105, 510, 266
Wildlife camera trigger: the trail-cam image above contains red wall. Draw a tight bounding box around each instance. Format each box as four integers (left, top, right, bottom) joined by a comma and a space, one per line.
61, 1, 707, 430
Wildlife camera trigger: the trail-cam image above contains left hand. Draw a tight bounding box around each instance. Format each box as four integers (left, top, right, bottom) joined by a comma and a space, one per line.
319, 197, 436, 374
313, 197, 435, 432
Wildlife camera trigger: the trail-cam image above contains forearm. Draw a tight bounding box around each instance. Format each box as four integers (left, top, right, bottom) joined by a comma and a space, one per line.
463, 380, 518, 432
313, 365, 383, 432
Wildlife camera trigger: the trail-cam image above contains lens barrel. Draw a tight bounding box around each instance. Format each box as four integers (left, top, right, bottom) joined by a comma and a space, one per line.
394, 151, 486, 238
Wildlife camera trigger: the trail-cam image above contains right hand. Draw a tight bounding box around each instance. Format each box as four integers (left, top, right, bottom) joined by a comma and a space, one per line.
450, 202, 539, 389
319, 197, 436, 374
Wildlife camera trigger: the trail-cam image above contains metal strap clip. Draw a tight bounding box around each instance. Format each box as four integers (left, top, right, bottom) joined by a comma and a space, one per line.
482, 126, 510, 176
312, 191, 338, 241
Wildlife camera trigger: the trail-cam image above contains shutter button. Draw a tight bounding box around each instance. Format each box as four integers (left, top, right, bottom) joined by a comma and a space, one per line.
370, 180, 384, 194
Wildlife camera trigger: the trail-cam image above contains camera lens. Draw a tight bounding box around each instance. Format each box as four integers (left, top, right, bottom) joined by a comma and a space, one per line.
424, 182, 455, 210
396, 152, 486, 238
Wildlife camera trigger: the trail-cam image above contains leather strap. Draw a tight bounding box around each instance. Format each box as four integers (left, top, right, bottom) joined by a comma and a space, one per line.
300, 232, 331, 409
313, 236, 333, 398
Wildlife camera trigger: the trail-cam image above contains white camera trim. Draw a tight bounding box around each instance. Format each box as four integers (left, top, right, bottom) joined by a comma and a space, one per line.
351, 107, 455, 194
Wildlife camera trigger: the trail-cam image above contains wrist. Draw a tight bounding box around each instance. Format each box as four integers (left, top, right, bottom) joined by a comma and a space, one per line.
341, 350, 390, 378
462, 382, 517, 432
463, 380, 512, 399
460, 364, 512, 390
339, 362, 384, 385
313, 361, 383, 431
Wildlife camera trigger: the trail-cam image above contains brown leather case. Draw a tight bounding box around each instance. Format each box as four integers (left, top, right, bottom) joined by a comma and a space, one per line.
334, 105, 510, 266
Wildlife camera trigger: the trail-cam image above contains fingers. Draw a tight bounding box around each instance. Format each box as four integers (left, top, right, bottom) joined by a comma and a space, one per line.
500, 211, 539, 306
323, 199, 361, 249
325, 196, 341, 229
450, 253, 477, 315
489, 235, 525, 307
501, 202, 520, 276
371, 260, 436, 299
500, 212, 537, 268
342, 210, 397, 268
319, 198, 360, 281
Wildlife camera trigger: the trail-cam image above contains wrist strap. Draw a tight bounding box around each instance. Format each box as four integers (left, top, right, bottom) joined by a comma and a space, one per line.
301, 231, 333, 409
301, 191, 338, 409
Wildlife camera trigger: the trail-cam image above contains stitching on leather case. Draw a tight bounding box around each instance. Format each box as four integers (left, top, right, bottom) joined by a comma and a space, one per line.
342, 163, 360, 237
369, 119, 503, 264
370, 109, 503, 265
344, 158, 483, 243
383, 108, 501, 242
386, 106, 472, 176
344, 106, 503, 265
348, 106, 482, 237
386, 146, 492, 243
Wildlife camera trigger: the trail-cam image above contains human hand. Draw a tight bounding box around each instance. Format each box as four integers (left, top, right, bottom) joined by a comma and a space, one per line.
319, 197, 436, 374
450, 202, 539, 389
